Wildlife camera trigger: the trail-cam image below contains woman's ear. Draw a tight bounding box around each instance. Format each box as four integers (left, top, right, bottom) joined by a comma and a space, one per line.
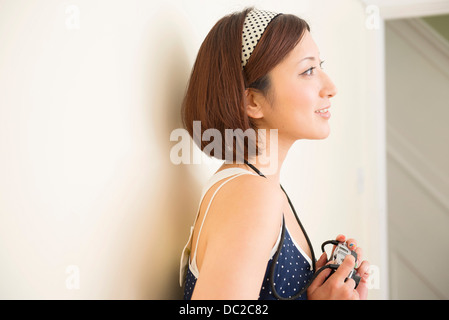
244, 88, 265, 119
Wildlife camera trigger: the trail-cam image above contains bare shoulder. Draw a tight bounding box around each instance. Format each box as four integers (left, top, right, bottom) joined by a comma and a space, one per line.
211, 173, 284, 228
203, 173, 284, 256
192, 173, 284, 299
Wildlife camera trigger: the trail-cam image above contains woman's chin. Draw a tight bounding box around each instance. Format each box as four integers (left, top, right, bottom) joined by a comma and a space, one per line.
309, 128, 331, 140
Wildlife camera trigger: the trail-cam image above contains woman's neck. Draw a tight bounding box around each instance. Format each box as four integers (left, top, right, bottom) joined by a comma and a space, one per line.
222, 130, 293, 186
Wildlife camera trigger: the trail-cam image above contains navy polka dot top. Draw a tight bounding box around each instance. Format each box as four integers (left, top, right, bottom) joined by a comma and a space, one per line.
183, 223, 313, 300
179, 167, 315, 300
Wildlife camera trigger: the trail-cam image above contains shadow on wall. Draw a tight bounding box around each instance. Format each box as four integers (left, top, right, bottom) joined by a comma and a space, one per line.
133, 8, 203, 299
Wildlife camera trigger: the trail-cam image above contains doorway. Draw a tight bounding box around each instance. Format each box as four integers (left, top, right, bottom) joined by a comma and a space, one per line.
385, 14, 449, 299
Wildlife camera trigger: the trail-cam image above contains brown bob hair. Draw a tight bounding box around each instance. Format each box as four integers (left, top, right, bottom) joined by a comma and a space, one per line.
181, 7, 310, 162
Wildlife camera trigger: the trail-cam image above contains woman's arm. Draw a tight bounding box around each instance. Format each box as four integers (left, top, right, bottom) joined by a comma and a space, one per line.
191, 175, 284, 300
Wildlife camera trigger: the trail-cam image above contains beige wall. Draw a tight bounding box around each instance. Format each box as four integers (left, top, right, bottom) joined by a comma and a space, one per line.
0, 0, 387, 299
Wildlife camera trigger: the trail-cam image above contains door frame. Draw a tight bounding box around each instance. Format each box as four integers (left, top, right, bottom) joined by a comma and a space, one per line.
359, 0, 449, 299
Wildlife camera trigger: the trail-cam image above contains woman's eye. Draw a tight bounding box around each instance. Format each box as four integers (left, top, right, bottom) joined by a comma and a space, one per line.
301, 60, 325, 76
302, 67, 316, 76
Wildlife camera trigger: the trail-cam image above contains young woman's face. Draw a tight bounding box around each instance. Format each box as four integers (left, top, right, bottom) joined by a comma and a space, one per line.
259, 30, 337, 142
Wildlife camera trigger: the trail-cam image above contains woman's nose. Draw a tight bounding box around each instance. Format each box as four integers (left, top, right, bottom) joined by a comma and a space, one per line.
320, 72, 338, 98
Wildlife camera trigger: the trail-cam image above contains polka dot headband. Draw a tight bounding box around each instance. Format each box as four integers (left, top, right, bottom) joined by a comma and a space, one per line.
241, 8, 281, 68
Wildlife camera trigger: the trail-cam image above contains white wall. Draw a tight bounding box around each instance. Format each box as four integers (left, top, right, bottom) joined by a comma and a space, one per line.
0, 0, 386, 299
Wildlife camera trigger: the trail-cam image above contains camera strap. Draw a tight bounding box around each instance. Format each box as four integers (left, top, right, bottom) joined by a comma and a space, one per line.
244, 160, 318, 299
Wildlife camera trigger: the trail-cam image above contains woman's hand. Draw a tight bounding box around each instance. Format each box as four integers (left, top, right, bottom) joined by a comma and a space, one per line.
341, 235, 370, 300
307, 234, 370, 300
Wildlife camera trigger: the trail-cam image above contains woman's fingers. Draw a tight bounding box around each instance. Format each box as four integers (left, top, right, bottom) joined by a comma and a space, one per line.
356, 260, 370, 281
307, 264, 332, 294
333, 255, 356, 281
343, 237, 361, 267
316, 252, 328, 269
355, 260, 370, 300
346, 238, 357, 251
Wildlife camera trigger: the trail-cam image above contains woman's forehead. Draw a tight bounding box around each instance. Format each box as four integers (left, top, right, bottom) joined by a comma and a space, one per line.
288, 31, 320, 63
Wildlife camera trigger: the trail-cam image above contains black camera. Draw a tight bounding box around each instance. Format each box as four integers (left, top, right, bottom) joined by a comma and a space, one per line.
321, 240, 361, 288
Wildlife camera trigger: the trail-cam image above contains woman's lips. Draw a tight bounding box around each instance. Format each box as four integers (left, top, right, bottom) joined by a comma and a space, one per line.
315, 107, 331, 119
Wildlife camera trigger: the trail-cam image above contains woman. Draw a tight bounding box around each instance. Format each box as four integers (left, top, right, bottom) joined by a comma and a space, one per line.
179, 7, 370, 300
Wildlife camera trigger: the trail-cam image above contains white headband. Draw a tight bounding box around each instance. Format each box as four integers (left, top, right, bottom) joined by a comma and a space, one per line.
241, 9, 281, 68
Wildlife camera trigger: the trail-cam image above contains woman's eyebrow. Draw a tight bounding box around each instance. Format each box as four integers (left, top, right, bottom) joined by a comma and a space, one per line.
298, 53, 320, 64
300, 57, 315, 62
